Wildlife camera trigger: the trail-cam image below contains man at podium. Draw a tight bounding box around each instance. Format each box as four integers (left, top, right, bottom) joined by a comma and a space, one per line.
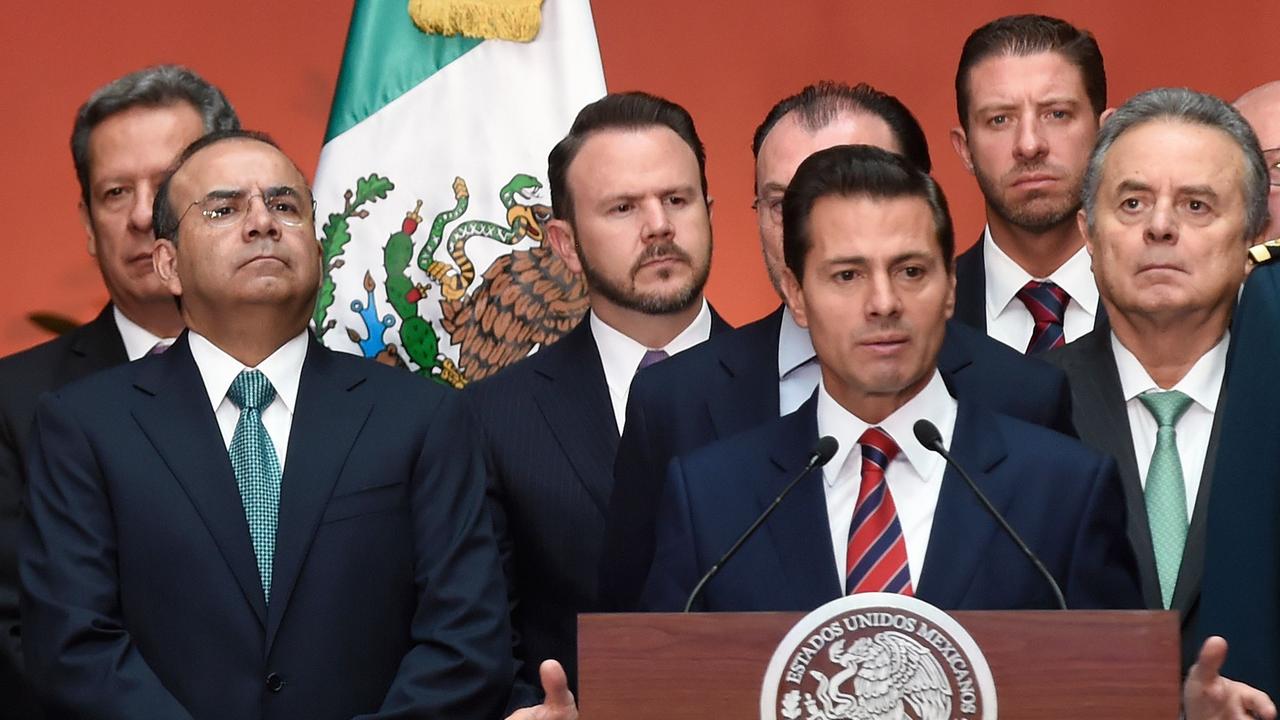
639, 145, 1143, 614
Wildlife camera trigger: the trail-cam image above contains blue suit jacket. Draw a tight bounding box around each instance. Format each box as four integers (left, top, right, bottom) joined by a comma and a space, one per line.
639, 397, 1143, 613
1198, 260, 1280, 698
953, 238, 1108, 333
597, 306, 1076, 611
468, 312, 729, 709
20, 334, 511, 720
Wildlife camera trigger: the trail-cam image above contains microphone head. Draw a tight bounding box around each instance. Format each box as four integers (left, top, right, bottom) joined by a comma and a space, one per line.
813, 436, 840, 467
913, 419, 944, 451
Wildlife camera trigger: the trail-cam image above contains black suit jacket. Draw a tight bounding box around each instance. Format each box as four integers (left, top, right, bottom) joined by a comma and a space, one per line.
953, 236, 1108, 334
597, 305, 1077, 612
468, 311, 729, 709
20, 334, 510, 719
1044, 327, 1226, 669
0, 304, 126, 717
639, 396, 1142, 613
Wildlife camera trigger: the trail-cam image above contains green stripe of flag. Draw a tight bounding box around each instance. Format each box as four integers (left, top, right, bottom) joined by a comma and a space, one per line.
325, 1, 482, 141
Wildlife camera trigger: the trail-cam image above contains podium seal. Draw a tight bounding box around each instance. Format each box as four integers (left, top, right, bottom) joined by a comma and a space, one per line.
760, 593, 996, 720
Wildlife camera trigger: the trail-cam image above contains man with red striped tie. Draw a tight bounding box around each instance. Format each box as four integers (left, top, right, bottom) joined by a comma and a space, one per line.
639, 144, 1142, 614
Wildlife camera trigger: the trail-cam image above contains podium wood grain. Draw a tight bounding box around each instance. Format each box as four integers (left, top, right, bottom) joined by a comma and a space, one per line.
578, 611, 1179, 719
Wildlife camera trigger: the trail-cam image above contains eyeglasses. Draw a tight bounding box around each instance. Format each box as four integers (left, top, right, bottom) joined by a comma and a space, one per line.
752, 193, 784, 226
177, 187, 312, 229
1266, 148, 1280, 188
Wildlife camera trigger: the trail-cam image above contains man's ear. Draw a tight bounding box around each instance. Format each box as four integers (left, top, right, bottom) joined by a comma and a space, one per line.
780, 266, 808, 329
79, 201, 98, 258
152, 238, 183, 297
547, 219, 583, 275
1077, 209, 1096, 260
949, 126, 975, 175
1099, 107, 1117, 126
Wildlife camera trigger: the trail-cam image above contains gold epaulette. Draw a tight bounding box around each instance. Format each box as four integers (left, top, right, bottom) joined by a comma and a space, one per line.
1248, 239, 1280, 265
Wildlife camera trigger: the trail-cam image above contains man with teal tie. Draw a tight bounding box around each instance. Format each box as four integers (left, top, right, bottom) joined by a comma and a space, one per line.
19, 129, 511, 719
1044, 88, 1268, 675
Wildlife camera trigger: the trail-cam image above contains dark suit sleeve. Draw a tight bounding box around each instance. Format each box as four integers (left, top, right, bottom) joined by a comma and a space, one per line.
0, 400, 34, 711
637, 457, 700, 613
20, 393, 195, 718
1063, 455, 1144, 610
364, 390, 512, 720
598, 382, 664, 612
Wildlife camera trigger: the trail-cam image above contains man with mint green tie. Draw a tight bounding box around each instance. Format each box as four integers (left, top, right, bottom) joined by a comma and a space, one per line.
1044, 88, 1267, 676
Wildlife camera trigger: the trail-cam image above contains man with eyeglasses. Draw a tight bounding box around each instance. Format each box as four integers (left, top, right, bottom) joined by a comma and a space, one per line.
596, 81, 1077, 613
0, 65, 238, 718
1236, 82, 1280, 250
19, 129, 511, 719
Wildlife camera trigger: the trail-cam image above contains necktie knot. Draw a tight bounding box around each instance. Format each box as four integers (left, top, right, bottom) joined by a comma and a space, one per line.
858, 426, 901, 471
1017, 280, 1070, 323
228, 370, 277, 412
636, 348, 669, 374
1138, 389, 1193, 428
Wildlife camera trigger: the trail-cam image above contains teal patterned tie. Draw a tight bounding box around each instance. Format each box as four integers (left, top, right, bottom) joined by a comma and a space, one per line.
227, 370, 282, 603
1138, 389, 1193, 609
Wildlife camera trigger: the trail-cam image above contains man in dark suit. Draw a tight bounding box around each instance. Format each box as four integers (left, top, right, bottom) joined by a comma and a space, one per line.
1045, 88, 1270, 672
948, 15, 1109, 352
597, 82, 1075, 613
20, 130, 510, 718
0, 65, 238, 717
467, 93, 725, 715
641, 145, 1141, 613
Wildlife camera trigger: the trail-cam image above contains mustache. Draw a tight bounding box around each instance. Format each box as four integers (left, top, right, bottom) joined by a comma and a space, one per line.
632, 242, 692, 272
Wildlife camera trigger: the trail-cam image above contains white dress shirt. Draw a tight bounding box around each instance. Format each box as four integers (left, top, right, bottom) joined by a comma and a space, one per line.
777, 305, 821, 415
188, 330, 308, 472
591, 300, 713, 434
113, 306, 178, 361
1111, 331, 1228, 518
816, 371, 957, 588
982, 227, 1098, 352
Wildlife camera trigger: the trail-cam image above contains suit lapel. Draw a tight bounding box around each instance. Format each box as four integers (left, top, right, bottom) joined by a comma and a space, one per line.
130, 334, 267, 627
758, 398, 842, 607
265, 339, 372, 651
1063, 331, 1162, 608
59, 304, 128, 385
531, 320, 619, 513
707, 308, 783, 438
953, 237, 987, 332
916, 403, 1015, 609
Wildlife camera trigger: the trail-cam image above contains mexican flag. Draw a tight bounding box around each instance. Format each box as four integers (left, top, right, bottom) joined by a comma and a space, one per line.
311, 0, 606, 386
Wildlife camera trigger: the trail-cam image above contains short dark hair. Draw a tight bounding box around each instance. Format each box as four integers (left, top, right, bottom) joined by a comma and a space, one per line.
782, 144, 954, 281
955, 14, 1106, 130
547, 91, 707, 225
72, 65, 240, 207
152, 130, 305, 245
752, 81, 932, 173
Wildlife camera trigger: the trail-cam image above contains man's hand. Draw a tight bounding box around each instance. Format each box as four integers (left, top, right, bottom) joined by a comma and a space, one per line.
504, 659, 579, 720
1185, 636, 1276, 720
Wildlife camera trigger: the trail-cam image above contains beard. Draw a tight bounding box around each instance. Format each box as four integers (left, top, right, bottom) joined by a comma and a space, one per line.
578, 238, 711, 315
974, 161, 1083, 233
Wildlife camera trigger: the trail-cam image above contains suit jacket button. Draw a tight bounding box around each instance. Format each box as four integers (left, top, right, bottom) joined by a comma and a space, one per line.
266, 673, 285, 692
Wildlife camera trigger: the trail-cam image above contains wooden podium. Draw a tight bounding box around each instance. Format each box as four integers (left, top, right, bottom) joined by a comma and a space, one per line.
579, 611, 1180, 719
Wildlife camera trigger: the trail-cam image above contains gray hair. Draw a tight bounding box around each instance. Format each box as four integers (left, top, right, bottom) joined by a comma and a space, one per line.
1082, 87, 1270, 240
71, 65, 240, 207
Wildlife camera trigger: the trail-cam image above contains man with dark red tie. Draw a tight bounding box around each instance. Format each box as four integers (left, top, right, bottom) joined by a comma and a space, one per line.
949, 14, 1110, 352
639, 144, 1141, 614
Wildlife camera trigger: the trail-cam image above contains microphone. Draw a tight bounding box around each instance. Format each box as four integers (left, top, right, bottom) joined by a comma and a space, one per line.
913, 419, 1068, 611
683, 436, 839, 613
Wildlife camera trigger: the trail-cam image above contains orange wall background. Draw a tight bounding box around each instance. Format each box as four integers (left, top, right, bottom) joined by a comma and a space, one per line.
0, 1, 1274, 356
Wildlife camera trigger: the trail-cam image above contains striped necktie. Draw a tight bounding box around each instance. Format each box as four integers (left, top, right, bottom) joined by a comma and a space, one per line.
1017, 280, 1070, 354
845, 427, 912, 596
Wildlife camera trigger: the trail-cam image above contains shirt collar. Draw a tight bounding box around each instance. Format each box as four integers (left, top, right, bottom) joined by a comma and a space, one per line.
778, 304, 816, 379
982, 226, 1099, 319
113, 306, 178, 361
589, 299, 712, 390
187, 330, 308, 415
815, 370, 955, 488
1110, 330, 1229, 411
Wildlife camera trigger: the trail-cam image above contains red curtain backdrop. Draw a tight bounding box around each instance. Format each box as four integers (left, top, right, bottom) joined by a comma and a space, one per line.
0, 1, 1273, 355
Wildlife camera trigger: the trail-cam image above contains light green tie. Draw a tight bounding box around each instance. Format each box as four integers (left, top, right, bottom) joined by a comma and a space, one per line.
1138, 389, 1193, 609
227, 369, 282, 604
